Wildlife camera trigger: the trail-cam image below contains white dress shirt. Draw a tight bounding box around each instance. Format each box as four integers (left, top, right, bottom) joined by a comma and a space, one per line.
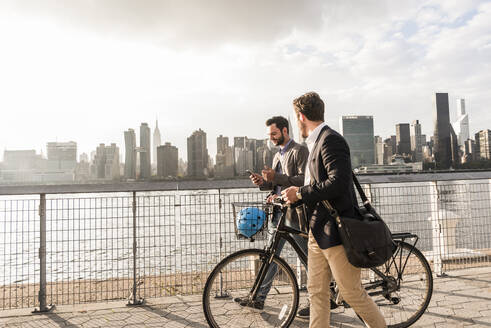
304, 122, 328, 186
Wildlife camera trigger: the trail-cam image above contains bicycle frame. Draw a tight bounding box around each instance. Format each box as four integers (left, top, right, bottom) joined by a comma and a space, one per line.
248, 203, 423, 305
248, 205, 307, 301
364, 233, 420, 298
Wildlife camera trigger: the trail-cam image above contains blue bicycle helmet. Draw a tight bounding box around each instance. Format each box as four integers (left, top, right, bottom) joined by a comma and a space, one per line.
236, 207, 267, 238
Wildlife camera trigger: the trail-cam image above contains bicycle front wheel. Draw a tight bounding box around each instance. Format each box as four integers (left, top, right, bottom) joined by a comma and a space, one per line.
203, 249, 299, 328
364, 241, 433, 328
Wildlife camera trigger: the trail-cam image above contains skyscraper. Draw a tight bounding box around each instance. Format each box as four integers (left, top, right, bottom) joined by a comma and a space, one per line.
217, 135, 229, 154
396, 123, 411, 155
46, 141, 77, 169
234, 136, 247, 149
153, 120, 162, 166
139, 123, 151, 179
157, 142, 178, 177
339, 116, 375, 167
215, 135, 234, 177
410, 120, 423, 162
477, 130, 491, 160
452, 98, 470, 147
433, 93, 452, 169
187, 129, 209, 177
374, 136, 384, 165
94, 143, 120, 180
124, 129, 137, 179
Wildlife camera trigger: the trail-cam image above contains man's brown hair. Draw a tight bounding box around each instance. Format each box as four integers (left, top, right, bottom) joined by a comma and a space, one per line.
293, 92, 324, 122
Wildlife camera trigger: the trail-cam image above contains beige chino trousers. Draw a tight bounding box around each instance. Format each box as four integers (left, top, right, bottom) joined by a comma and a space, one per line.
307, 231, 387, 328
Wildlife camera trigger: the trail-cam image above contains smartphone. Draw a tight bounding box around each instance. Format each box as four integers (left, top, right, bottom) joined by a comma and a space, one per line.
245, 170, 254, 176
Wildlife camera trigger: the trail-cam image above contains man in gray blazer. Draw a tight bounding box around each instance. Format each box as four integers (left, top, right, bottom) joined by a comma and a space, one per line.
238, 115, 310, 317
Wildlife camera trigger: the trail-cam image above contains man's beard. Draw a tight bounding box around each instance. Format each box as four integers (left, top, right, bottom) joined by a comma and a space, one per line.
273, 133, 285, 146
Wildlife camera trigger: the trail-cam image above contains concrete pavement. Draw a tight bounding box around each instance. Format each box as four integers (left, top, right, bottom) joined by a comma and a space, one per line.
1, 266, 490, 327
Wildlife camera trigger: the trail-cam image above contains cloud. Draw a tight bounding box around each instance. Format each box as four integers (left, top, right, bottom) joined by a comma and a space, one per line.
1, 0, 327, 48
0, 0, 490, 161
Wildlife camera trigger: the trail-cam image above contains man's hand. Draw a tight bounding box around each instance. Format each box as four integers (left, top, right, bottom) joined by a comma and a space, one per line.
262, 166, 275, 182
249, 173, 264, 186
281, 186, 299, 204
266, 194, 278, 203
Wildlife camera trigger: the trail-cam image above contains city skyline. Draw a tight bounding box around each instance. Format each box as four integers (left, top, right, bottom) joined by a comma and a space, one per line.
0, 92, 482, 164
1, 1, 490, 162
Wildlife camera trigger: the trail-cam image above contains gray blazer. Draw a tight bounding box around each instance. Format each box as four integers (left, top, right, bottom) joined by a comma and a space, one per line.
260, 139, 309, 191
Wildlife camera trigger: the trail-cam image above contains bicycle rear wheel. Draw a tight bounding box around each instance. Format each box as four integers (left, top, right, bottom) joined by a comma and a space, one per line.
363, 241, 433, 328
203, 249, 299, 328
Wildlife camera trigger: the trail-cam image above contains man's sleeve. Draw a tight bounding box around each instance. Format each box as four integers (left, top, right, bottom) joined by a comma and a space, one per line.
272, 145, 309, 187
299, 135, 351, 203
259, 181, 273, 191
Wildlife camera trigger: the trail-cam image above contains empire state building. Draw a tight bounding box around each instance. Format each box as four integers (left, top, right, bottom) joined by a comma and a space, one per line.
153, 119, 162, 166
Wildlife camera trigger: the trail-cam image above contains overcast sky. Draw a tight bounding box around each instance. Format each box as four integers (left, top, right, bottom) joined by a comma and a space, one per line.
1, 0, 490, 162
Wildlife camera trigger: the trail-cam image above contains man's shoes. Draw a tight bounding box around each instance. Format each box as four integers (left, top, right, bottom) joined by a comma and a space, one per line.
296, 305, 310, 319
297, 300, 338, 318
234, 297, 264, 310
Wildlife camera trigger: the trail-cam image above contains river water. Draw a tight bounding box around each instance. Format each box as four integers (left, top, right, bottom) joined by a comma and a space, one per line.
1, 180, 491, 286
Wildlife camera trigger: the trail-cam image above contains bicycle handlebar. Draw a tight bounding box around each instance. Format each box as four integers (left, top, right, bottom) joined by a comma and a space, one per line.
269, 197, 303, 209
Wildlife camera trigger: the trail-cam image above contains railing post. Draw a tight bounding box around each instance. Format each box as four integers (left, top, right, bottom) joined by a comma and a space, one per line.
33, 193, 53, 313
128, 191, 144, 305
429, 181, 445, 277
216, 188, 229, 298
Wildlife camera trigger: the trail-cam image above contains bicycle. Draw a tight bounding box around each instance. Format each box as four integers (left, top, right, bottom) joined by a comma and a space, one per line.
202, 199, 433, 328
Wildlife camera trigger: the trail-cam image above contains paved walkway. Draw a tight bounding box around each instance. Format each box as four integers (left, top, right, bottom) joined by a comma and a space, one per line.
1, 267, 490, 327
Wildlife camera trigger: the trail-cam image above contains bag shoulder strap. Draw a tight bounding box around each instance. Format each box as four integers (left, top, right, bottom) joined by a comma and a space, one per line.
352, 172, 370, 205
322, 172, 368, 219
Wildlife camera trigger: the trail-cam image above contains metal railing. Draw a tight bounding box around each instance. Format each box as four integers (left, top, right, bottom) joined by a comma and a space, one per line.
1, 178, 491, 311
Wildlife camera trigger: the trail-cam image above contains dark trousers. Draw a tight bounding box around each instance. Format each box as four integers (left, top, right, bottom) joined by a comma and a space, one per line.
256, 210, 308, 301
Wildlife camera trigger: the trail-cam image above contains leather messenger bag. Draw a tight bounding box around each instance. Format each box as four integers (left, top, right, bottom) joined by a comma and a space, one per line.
321, 173, 396, 268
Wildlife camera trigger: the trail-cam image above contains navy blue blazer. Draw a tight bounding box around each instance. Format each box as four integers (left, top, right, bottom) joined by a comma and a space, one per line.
299, 125, 358, 249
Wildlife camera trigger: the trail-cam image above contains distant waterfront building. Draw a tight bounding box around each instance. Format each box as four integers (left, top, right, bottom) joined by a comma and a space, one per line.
79, 153, 89, 163
356, 162, 423, 174
374, 136, 384, 165
463, 139, 477, 162
3, 150, 40, 170
339, 116, 375, 168
178, 158, 187, 177
157, 142, 178, 177
234, 136, 247, 149
187, 129, 209, 177
452, 98, 470, 147
232, 136, 259, 174
433, 93, 453, 169
234, 147, 254, 175
139, 123, 151, 179
215, 135, 234, 178
153, 120, 161, 167
410, 120, 423, 162
449, 125, 460, 165
396, 123, 411, 155
46, 141, 77, 170
217, 135, 229, 154
422, 145, 433, 162
474, 132, 481, 159
0, 149, 76, 182
124, 128, 137, 179
93, 143, 120, 180
477, 130, 491, 160
76, 152, 90, 181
